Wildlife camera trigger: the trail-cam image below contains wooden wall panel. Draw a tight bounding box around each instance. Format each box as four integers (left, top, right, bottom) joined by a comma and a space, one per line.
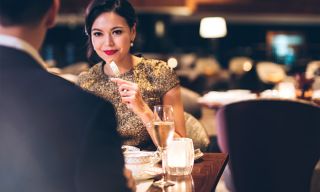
60, 0, 91, 13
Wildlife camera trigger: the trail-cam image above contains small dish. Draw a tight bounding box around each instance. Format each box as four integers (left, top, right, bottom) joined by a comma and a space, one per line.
122, 145, 140, 152
124, 151, 157, 165
134, 166, 163, 181
124, 150, 161, 180
194, 148, 204, 161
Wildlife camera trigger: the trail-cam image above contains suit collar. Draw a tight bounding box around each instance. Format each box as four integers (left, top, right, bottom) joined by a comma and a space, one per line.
0, 34, 47, 69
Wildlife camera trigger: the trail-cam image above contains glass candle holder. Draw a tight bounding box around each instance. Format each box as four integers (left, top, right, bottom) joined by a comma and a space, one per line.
165, 138, 194, 176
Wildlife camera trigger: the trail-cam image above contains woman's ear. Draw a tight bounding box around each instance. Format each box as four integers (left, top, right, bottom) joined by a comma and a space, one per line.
46, 0, 60, 28
130, 23, 137, 41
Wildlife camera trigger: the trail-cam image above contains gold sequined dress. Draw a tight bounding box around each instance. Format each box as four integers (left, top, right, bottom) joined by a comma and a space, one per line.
78, 57, 179, 150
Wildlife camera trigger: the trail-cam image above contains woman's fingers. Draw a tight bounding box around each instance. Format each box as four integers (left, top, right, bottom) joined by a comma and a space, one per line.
119, 90, 134, 97
121, 95, 142, 111
111, 78, 142, 111
118, 84, 132, 92
118, 84, 139, 97
110, 77, 133, 86
121, 95, 135, 103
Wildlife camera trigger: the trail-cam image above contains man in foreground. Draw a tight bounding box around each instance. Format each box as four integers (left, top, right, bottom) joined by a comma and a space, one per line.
0, 0, 132, 191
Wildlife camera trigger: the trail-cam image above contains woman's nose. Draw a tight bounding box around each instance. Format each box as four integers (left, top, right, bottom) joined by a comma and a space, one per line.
104, 34, 114, 46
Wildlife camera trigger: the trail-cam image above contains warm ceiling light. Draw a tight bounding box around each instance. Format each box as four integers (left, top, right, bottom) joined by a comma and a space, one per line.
199, 17, 227, 38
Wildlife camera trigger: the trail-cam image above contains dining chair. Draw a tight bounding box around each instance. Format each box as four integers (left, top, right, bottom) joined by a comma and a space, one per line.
256, 61, 286, 84
229, 56, 253, 76
184, 112, 210, 152
306, 60, 320, 79
181, 87, 202, 119
216, 99, 320, 192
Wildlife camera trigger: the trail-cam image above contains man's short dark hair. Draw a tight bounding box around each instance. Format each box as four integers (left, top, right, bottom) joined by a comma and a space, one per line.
0, 0, 53, 26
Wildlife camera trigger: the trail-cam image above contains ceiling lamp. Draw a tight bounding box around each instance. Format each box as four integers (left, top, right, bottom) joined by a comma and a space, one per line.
199, 17, 227, 38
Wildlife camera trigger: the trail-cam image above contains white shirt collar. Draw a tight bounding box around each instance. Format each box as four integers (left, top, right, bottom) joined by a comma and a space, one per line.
0, 34, 48, 69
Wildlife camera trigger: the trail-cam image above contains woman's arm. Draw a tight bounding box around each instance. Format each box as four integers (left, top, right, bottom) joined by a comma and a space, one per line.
110, 78, 158, 145
162, 85, 186, 137
110, 78, 186, 143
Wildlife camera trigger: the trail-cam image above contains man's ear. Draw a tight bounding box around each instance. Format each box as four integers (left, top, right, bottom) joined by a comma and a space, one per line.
46, 0, 60, 28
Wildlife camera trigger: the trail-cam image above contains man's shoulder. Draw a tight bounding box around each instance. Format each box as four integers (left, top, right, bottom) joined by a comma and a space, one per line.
44, 72, 114, 112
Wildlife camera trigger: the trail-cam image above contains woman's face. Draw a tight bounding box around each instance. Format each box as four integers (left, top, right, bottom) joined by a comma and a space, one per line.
91, 12, 135, 64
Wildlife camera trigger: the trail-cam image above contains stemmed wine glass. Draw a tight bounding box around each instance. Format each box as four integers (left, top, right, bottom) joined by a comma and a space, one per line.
152, 105, 175, 188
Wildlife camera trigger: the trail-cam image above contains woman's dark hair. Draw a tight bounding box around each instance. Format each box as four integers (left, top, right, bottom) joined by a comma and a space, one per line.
85, 0, 137, 63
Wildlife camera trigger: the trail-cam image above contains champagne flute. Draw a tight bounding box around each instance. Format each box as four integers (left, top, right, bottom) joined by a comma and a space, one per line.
152, 105, 175, 188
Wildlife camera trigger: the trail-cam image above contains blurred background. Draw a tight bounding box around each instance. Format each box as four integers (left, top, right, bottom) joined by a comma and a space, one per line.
43, 0, 320, 94
38, 1, 320, 190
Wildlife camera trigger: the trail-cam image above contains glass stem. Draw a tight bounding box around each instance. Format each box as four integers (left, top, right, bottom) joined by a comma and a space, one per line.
161, 148, 167, 180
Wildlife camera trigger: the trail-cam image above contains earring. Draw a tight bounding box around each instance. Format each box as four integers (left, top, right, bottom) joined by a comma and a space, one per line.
130, 41, 134, 47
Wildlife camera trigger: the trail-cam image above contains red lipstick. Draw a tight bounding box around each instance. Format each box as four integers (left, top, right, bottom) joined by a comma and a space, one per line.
104, 50, 118, 55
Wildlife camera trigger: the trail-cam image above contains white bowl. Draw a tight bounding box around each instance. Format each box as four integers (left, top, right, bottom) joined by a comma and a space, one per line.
123, 151, 160, 178
124, 151, 157, 165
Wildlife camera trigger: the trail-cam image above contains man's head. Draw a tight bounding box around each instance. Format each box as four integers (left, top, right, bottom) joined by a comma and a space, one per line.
0, 0, 60, 50
0, 0, 57, 27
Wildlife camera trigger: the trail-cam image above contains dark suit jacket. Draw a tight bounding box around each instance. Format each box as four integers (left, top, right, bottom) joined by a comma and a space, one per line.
0, 46, 130, 192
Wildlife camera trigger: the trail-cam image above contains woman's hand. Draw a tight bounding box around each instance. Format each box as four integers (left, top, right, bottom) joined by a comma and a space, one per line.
111, 78, 146, 112
111, 78, 153, 122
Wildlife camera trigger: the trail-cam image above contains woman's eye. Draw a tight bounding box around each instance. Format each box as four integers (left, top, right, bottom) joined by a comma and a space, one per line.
92, 32, 102, 37
113, 30, 122, 35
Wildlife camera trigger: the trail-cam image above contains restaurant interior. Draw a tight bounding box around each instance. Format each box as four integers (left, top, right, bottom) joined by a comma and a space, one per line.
44, 0, 320, 93
41, 0, 320, 191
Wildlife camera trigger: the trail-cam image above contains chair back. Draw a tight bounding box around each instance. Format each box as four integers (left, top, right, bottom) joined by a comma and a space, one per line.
306, 60, 320, 79
229, 57, 253, 76
181, 87, 202, 119
217, 99, 320, 192
256, 61, 286, 84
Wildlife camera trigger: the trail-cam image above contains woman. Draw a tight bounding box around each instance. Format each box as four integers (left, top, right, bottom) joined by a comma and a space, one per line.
78, 0, 186, 150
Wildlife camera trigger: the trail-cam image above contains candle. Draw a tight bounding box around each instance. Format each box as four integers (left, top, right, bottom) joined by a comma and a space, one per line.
165, 138, 194, 175
167, 141, 188, 167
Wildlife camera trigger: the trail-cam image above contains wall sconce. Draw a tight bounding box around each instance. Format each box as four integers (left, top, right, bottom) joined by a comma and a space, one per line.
155, 20, 165, 38
199, 17, 227, 38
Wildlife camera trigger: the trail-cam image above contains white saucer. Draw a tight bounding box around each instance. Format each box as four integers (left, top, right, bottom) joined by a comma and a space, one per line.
133, 166, 163, 181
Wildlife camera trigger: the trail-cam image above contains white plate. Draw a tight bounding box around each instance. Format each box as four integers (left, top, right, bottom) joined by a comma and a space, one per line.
122, 145, 140, 152
194, 149, 204, 161
123, 146, 204, 163
133, 166, 163, 181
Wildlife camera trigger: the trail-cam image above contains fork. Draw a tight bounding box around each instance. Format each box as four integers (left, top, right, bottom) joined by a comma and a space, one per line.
110, 61, 128, 93
109, 61, 121, 77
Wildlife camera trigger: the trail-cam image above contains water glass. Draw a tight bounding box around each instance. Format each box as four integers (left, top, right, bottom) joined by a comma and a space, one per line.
165, 138, 194, 176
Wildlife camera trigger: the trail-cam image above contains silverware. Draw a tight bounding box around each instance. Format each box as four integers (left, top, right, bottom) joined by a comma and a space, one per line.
109, 61, 120, 77
110, 61, 128, 93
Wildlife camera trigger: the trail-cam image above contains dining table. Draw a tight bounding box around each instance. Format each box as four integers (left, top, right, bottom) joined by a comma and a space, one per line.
198, 89, 320, 110
140, 153, 229, 192
197, 90, 258, 109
